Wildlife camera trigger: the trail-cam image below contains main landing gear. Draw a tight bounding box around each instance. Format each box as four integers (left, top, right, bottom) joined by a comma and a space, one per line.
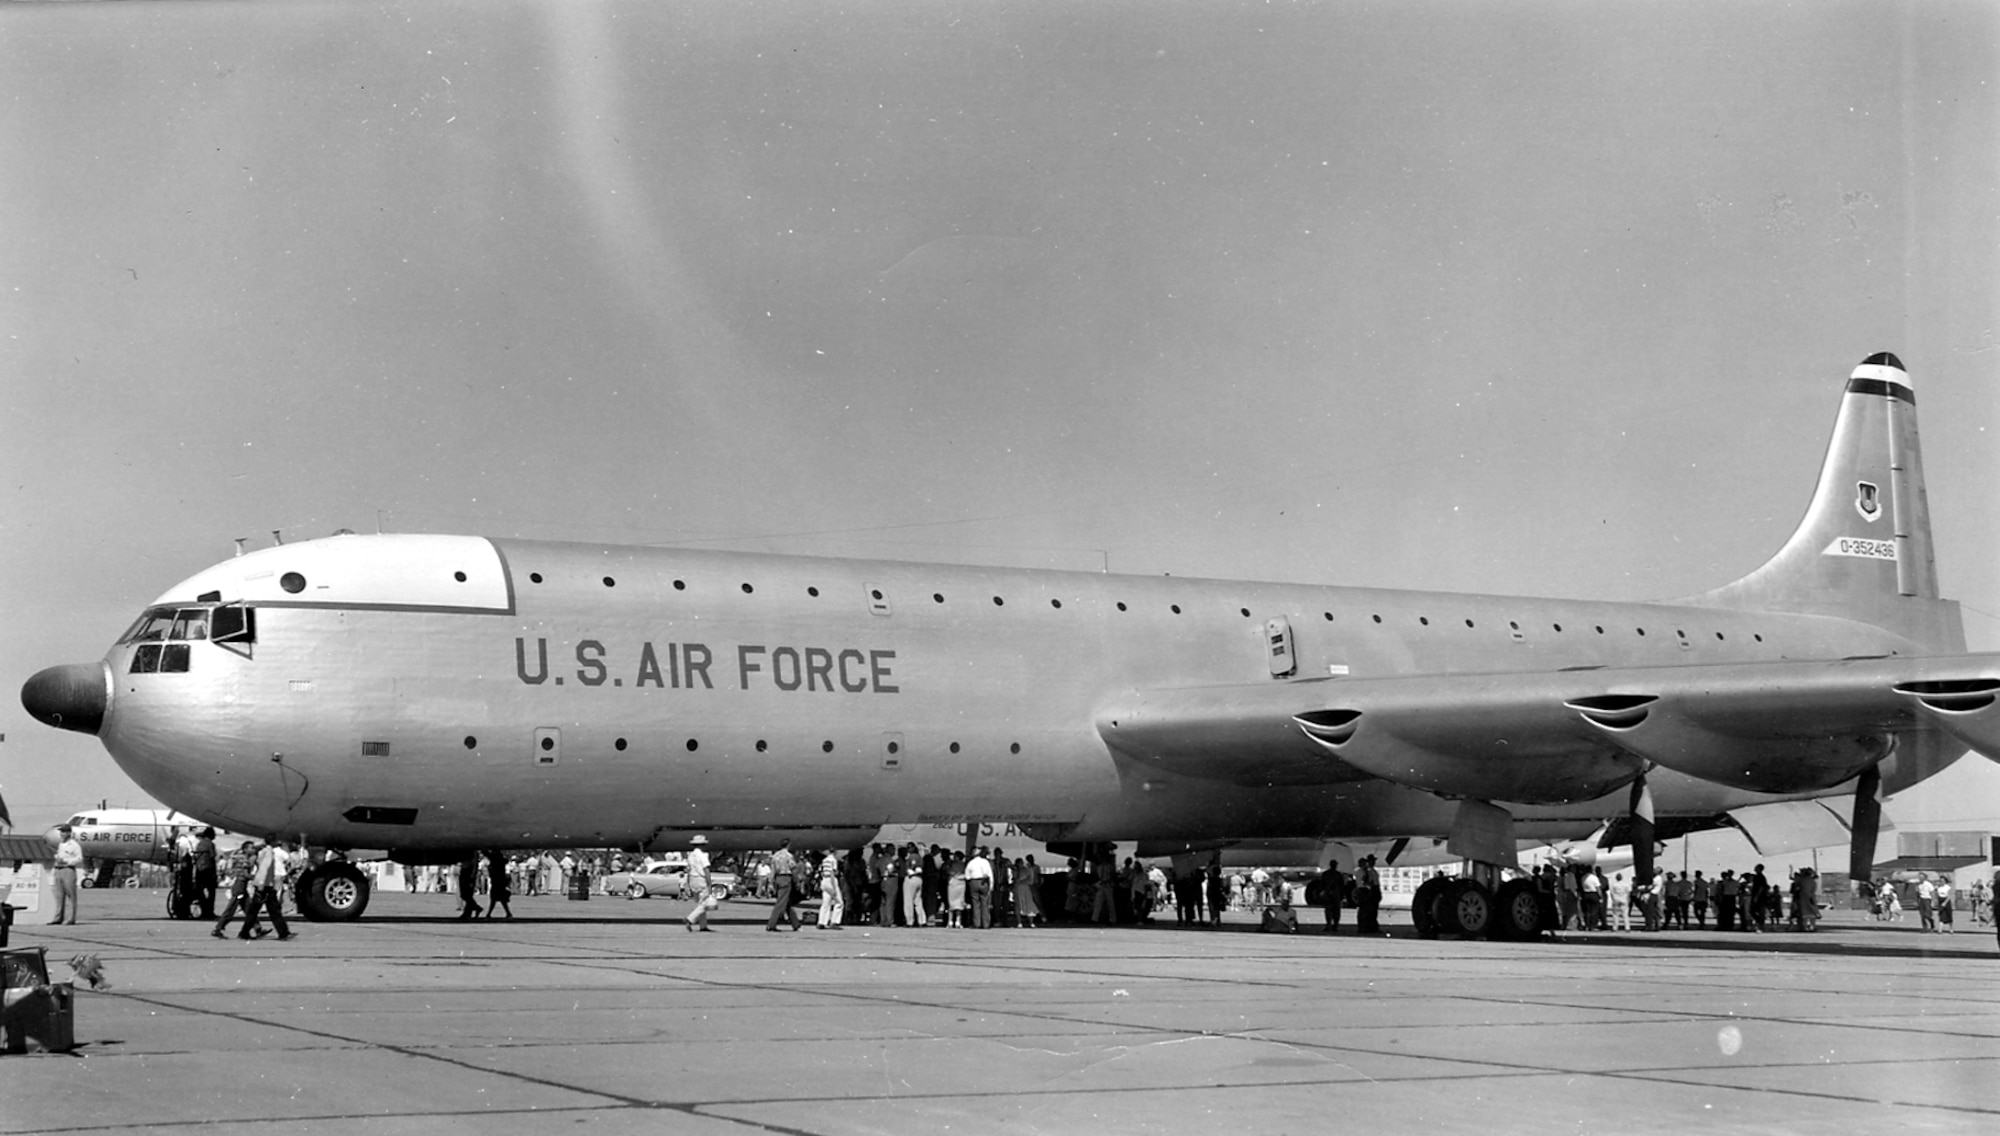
1410, 798, 1551, 940
1411, 866, 1548, 941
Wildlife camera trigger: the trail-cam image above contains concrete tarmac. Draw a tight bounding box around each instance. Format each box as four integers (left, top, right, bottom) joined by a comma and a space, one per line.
2, 889, 1995, 1135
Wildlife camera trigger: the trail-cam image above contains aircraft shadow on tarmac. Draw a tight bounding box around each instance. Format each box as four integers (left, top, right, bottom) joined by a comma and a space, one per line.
1550, 927, 1997, 961
348, 908, 1998, 960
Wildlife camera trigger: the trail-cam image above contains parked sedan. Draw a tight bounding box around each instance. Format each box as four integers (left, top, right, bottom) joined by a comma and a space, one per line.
602, 862, 739, 900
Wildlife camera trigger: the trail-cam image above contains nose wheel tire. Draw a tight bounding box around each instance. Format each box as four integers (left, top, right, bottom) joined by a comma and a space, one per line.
297, 861, 371, 921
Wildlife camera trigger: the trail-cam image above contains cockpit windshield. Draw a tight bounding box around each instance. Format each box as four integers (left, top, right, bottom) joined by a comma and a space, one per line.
120, 607, 205, 644
117, 603, 255, 673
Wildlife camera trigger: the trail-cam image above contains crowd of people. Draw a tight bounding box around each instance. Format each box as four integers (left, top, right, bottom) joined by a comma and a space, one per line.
397, 850, 591, 899
724, 842, 1382, 932
1857, 873, 1979, 932
370, 842, 1995, 941
1539, 863, 1831, 933
89, 829, 1996, 949
757, 840, 1051, 931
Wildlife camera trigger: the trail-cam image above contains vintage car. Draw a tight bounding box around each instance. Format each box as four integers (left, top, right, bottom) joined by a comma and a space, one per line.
602, 861, 740, 900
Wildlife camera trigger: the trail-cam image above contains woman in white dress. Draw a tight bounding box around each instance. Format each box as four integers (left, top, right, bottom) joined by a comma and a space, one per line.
946, 852, 967, 928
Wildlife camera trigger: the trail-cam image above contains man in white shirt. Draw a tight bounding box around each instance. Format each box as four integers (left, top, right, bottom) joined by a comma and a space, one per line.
686, 838, 711, 900
240, 835, 294, 941
51, 824, 85, 925
963, 849, 994, 929
1579, 868, 1603, 930
1147, 864, 1169, 926
1607, 873, 1633, 931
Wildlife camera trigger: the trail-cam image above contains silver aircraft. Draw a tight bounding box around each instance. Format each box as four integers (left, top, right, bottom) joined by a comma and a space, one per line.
23, 354, 2000, 933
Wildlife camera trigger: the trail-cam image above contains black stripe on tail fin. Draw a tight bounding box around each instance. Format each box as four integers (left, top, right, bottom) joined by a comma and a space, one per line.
1689, 353, 1962, 649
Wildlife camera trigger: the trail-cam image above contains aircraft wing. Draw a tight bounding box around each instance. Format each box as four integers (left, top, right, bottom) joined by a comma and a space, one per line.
1097, 653, 2000, 803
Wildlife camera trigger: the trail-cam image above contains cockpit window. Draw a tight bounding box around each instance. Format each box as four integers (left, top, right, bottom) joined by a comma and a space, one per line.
120, 605, 250, 673
130, 642, 189, 673
120, 609, 173, 643
120, 607, 211, 644
210, 602, 255, 643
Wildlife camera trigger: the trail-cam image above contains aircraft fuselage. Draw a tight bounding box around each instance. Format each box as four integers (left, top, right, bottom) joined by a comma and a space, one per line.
80, 532, 1931, 856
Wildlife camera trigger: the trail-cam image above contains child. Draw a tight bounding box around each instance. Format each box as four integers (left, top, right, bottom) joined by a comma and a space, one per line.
684, 883, 726, 932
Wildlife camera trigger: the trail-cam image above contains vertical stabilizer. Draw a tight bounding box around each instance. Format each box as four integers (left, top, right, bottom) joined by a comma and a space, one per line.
1690, 354, 1960, 648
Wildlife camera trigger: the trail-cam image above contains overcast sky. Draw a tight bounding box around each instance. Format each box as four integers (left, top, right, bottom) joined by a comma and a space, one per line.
4, 0, 1996, 832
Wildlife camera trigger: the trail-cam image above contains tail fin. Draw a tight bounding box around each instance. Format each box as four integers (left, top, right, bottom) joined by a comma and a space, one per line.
1689, 353, 1962, 649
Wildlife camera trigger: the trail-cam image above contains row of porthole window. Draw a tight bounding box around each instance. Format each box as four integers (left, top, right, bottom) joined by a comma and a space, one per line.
516, 568, 1192, 612
470, 736, 1022, 755
1356, 612, 1766, 643
498, 570, 1766, 642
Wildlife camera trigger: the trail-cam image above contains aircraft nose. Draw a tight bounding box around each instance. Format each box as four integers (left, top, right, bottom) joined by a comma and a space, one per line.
22, 662, 109, 735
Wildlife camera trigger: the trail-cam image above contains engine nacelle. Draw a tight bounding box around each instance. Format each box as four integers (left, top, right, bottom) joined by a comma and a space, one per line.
1565, 694, 1893, 793
1293, 708, 1642, 805
1895, 679, 2000, 763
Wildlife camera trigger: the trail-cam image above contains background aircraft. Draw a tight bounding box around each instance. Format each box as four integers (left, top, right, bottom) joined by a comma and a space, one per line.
45, 806, 245, 888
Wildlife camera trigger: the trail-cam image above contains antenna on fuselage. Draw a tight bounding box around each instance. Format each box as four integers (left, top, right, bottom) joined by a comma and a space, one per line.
233, 538, 249, 558
271, 530, 284, 547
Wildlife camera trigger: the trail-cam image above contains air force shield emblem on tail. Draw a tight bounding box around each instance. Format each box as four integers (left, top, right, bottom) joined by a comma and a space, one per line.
1855, 480, 1881, 521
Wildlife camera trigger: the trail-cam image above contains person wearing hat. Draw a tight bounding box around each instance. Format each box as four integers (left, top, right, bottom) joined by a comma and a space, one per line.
1355, 855, 1383, 935
685, 836, 711, 901
51, 824, 85, 924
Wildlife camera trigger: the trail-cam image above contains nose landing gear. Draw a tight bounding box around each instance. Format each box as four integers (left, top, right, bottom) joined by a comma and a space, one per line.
295, 858, 371, 921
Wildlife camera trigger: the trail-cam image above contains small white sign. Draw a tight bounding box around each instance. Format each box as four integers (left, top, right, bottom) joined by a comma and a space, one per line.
0, 863, 46, 915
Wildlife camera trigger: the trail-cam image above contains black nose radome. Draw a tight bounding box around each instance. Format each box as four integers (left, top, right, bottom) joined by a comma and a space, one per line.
22, 662, 109, 735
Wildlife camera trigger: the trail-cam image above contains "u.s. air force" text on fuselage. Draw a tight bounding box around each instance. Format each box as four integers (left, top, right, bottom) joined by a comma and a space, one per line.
515, 638, 899, 693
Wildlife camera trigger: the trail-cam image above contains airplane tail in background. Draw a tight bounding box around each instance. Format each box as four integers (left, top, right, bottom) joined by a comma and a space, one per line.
1689, 353, 1964, 652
